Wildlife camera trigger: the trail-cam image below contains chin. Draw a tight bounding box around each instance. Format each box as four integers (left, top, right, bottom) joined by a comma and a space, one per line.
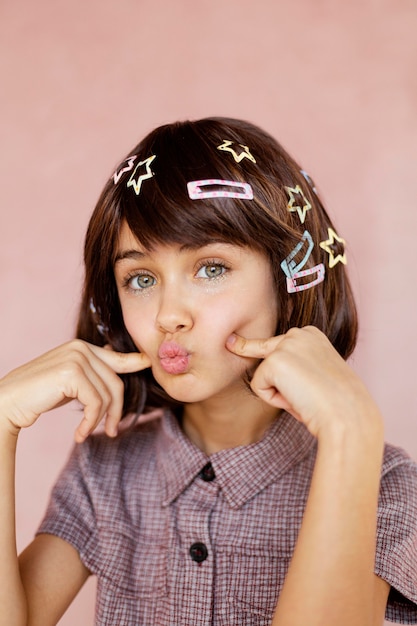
163, 386, 209, 405
151, 371, 196, 403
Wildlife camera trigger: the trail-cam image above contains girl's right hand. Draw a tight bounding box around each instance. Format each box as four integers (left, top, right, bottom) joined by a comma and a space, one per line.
0, 340, 151, 442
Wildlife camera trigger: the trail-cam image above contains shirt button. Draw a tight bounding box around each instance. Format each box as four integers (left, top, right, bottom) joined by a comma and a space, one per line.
199, 462, 216, 482
189, 542, 208, 563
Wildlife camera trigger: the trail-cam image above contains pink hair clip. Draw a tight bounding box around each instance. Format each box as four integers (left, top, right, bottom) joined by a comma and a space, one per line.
112, 155, 138, 184
187, 179, 253, 200
286, 263, 325, 293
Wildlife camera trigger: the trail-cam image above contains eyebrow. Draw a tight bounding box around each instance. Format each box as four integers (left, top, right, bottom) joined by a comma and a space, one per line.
114, 241, 240, 264
114, 249, 147, 263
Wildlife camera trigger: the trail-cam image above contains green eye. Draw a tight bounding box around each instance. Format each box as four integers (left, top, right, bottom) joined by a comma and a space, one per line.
129, 274, 156, 289
196, 264, 226, 279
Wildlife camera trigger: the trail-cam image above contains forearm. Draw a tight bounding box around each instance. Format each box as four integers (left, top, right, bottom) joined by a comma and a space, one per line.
0, 425, 28, 626
272, 417, 384, 626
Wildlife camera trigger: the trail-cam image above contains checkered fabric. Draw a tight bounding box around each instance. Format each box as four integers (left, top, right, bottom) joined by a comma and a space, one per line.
38, 411, 417, 625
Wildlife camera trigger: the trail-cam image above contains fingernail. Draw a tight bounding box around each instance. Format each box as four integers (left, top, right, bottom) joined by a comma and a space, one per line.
226, 334, 236, 346
74, 430, 86, 444
108, 424, 118, 438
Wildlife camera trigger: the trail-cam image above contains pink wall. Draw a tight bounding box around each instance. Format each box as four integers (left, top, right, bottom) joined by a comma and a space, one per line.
1, 1, 416, 623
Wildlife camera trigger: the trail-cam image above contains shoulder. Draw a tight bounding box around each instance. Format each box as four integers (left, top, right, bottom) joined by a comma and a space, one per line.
380, 442, 417, 506
378, 442, 417, 537
382, 442, 417, 474
376, 442, 417, 622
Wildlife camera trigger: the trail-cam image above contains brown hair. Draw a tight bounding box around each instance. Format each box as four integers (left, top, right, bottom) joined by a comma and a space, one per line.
76, 117, 358, 415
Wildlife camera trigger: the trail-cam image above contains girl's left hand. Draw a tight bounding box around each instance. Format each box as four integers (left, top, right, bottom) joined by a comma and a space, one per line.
226, 326, 383, 439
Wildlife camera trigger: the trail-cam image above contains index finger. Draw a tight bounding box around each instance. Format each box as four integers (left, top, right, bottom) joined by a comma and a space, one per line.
89, 344, 152, 374
226, 333, 285, 359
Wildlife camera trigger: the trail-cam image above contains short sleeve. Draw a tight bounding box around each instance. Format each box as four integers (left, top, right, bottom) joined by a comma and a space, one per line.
376, 444, 417, 624
36, 441, 101, 576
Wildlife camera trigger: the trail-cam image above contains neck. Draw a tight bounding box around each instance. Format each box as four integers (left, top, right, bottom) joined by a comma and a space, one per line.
181, 391, 279, 455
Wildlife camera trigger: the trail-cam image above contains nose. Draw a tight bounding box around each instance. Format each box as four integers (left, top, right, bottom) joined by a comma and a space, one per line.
155, 284, 193, 334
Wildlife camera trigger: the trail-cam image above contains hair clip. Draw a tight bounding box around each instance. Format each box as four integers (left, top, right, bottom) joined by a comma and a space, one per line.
286, 263, 325, 293
112, 155, 138, 184
319, 227, 347, 268
300, 170, 318, 194
126, 155, 156, 195
280, 231, 314, 278
285, 185, 312, 224
217, 140, 256, 164
187, 179, 253, 200
89, 298, 109, 337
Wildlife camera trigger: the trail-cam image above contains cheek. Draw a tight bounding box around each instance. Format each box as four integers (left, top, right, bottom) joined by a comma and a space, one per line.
201, 305, 243, 338
227, 298, 278, 339
201, 304, 275, 351
120, 306, 151, 351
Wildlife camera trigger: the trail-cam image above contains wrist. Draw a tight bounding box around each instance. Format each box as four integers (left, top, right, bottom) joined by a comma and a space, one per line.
314, 416, 385, 499
316, 406, 384, 449
0, 418, 21, 448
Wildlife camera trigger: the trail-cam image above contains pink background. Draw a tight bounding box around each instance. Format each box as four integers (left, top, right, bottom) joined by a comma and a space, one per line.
1, 1, 416, 623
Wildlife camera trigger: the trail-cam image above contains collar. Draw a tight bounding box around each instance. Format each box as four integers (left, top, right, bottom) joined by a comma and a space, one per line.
157, 411, 316, 509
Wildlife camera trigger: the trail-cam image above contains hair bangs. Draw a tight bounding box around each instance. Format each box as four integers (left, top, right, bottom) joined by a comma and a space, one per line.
117, 128, 266, 251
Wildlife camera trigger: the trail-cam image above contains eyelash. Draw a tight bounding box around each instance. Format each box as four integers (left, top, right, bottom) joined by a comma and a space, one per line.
121, 259, 230, 293
122, 271, 156, 293
195, 259, 230, 280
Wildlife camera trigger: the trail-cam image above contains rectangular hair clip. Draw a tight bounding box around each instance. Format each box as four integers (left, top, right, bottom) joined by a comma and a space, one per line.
286, 263, 325, 293
187, 179, 253, 200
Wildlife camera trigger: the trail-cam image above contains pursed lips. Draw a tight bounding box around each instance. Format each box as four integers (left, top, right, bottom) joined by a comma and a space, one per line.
158, 341, 190, 375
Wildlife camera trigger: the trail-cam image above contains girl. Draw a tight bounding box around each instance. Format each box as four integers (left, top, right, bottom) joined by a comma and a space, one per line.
1, 117, 416, 626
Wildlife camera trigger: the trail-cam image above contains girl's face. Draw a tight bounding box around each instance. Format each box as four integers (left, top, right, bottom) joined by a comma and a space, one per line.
114, 222, 278, 406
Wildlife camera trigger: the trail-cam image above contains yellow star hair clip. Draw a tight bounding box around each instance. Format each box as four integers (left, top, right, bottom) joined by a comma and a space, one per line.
319, 227, 347, 268
217, 140, 256, 163
127, 155, 156, 195
285, 185, 312, 224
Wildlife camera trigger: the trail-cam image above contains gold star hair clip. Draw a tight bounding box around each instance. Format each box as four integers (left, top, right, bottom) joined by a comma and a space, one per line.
217, 140, 256, 164
285, 185, 312, 224
319, 227, 347, 268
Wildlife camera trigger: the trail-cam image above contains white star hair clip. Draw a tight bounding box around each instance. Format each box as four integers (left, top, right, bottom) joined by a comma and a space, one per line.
127, 155, 156, 195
